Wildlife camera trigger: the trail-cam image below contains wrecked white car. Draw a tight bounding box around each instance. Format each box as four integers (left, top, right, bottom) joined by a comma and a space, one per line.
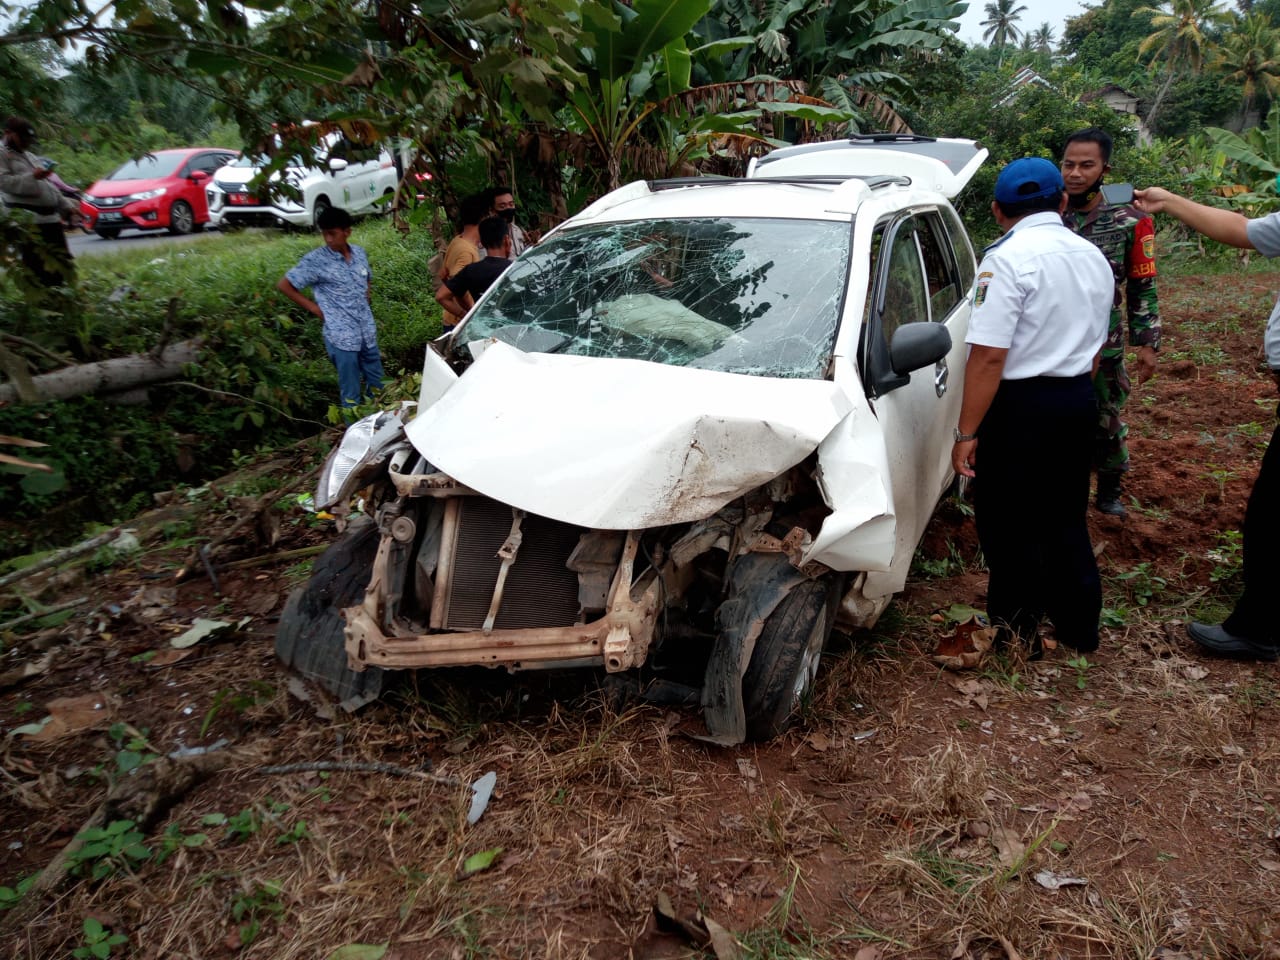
277, 136, 987, 742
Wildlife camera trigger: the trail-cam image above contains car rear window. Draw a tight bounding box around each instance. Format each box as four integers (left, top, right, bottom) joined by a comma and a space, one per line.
459, 217, 850, 380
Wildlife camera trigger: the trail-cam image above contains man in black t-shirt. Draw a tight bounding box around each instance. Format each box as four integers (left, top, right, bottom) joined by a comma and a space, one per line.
434, 217, 512, 322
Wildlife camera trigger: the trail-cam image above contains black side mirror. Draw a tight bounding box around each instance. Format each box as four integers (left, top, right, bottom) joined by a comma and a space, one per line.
888, 322, 952, 376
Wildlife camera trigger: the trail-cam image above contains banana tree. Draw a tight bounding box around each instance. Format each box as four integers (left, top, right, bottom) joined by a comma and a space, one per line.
567, 0, 716, 190
1203, 108, 1280, 217
692, 0, 967, 133
1205, 102, 1280, 186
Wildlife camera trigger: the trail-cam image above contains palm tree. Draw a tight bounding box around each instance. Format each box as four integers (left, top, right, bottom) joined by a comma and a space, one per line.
1135, 0, 1235, 130
1031, 22, 1056, 56
1213, 11, 1280, 122
981, 0, 1030, 66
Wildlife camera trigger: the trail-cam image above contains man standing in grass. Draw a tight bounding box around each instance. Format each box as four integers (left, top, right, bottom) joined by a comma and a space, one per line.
0, 116, 79, 291
1134, 185, 1280, 662
276, 207, 384, 409
952, 158, 1112, 657
1061, 128, 1161, 517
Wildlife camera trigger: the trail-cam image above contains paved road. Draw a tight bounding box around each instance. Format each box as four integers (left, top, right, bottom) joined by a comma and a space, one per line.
69, 226, 227, 258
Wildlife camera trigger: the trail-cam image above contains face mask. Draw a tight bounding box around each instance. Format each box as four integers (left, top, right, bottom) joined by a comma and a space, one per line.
498, 207, 516, 223
1068, 176, 1105, 209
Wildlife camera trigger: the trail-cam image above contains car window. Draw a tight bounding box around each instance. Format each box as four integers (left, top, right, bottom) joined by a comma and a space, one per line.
109, 154, 183, 180
881, 225, 929, 339
916, 214, 963, 321
189, 153, 228, 175
346, 141, 381, 165
941, 205, 975, 291
460, 217, 851, 380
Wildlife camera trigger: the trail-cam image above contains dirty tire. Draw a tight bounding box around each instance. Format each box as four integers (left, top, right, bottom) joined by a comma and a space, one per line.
275, 517, 388, 704
741, 576, 839, 741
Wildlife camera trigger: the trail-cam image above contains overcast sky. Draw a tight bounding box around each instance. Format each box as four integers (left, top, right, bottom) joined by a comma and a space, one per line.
955, 0, 1092, 46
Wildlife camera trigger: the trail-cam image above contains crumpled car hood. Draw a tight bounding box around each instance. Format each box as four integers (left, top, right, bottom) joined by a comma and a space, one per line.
405, 341, 854, 530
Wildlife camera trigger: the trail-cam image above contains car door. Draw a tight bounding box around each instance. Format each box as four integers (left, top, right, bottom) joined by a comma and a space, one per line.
325, 137, 374, 213
185, 151, 234, 220
859, 208, 972, 586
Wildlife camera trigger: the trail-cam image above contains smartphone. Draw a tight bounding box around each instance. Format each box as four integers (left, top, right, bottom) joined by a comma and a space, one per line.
40, 158, 58, 171
1099, 182, 1134, 205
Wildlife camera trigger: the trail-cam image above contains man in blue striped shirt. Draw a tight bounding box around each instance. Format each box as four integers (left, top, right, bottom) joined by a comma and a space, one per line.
277, 207, 384, 408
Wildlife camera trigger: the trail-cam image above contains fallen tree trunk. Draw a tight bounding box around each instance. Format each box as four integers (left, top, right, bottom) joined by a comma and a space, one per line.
0, 339, 203, 405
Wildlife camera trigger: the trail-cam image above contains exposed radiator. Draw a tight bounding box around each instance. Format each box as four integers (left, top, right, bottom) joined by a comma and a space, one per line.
441, 497, 585, 630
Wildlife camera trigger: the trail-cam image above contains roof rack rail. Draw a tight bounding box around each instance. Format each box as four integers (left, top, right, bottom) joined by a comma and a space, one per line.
843, 133, 936, 144
648, 174, 910, 191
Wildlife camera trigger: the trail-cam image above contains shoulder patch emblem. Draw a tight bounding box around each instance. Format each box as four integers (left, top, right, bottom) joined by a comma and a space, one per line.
974, 274, 992, 307
1142, 234, 1155, 260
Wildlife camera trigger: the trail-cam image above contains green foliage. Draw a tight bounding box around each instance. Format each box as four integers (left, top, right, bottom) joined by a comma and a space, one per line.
1111, 561, 1168, 606
0, 875, 35, 911
200, 680, 275, 737
72, 917, 127, 960
1064, 654, 1092, 690
231, 880, 286, 946
1206, 101, 1280, 189
919, 76, 1134, 245
152, 823, 210, 865
225, 807, 263, 843
276, 820, 310, 845
69, 820, 151, 880
1207, 529, 1244, 585
107, 722, 158, 775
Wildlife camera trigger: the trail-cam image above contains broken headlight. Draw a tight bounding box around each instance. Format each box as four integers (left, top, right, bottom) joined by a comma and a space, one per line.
316, 405, 413, 510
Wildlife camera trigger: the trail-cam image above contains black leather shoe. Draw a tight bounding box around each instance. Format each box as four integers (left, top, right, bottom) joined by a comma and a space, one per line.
1095, 495, 1127, 517
1186, 622, 1279, 661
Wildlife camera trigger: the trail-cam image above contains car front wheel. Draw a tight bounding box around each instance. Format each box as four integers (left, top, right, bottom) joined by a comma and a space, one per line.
312, 196, 331, 229
168, 200, 196, 235
741, 574, 841, 741
276, 516, 388, 704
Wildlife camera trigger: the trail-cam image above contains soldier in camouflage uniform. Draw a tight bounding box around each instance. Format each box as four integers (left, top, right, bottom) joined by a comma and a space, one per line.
1061, 128, 1160, 517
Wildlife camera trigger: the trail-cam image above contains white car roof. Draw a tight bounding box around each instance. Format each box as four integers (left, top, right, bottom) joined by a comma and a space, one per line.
749, 136, 987, 198
557, 137, 983, 233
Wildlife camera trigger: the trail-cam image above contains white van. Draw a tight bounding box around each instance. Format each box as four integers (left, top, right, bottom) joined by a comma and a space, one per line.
207, 130, 397, 229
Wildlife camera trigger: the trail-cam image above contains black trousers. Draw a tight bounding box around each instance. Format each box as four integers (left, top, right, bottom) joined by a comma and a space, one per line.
1223, 415, 1280, 645
20, 222, 75, 288
974, 374, 1102, 651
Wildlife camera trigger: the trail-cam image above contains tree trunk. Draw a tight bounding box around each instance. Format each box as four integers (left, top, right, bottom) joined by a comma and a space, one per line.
0, 340, 202, 405
1145, 66, 1178, 136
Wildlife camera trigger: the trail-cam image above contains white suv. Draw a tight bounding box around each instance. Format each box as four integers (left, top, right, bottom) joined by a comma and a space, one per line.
278, 136, 987, 741
206, 131, 397, 229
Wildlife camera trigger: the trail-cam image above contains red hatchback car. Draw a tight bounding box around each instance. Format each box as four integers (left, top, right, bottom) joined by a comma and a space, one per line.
81, 147, 238, 240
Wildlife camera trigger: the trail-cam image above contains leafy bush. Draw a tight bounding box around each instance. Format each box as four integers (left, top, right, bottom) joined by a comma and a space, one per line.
0, 221, 443, 558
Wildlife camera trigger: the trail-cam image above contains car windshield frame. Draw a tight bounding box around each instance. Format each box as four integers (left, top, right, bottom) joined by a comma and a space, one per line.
457, 215, 852, 380
107, 153, 184, 180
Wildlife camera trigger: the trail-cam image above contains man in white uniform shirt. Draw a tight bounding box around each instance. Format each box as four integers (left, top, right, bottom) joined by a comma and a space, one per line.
952, 157, 1113, 657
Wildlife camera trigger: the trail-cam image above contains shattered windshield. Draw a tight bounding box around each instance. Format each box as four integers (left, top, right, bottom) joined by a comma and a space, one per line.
459, 217, 851, 379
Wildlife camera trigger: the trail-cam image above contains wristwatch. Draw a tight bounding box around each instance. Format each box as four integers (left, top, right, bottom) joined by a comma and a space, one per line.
954, 428, 977, 443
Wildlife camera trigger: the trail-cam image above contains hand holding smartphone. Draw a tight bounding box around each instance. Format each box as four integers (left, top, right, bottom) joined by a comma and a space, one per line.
1099, 182, 1134, 205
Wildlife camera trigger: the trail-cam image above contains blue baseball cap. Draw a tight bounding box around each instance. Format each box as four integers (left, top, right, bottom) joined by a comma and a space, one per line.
994, 157, 1064, 204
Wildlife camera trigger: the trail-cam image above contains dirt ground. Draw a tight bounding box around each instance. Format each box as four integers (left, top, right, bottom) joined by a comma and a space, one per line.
2, 272, 1280, 959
